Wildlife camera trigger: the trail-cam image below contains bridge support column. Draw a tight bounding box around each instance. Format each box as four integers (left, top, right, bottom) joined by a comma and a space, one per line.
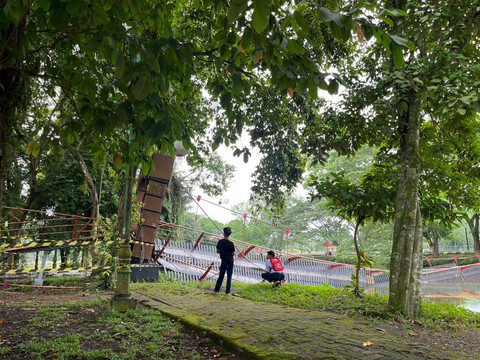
109, 243, 136, 311
109, 156, 137, 312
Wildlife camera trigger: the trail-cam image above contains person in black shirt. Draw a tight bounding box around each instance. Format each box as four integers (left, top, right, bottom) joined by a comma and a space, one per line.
214, 227, 235, 294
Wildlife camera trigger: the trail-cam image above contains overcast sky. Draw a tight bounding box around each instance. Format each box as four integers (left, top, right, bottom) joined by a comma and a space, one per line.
176, 142, 261, 224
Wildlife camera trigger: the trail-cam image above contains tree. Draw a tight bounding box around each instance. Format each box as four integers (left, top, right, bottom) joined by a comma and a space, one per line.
303, 0, 480, 315
308, 169, 395, 295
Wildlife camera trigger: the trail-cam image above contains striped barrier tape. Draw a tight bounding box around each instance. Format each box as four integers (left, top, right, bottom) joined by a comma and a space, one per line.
0, 263, 161, 274
0, 238, 160, 254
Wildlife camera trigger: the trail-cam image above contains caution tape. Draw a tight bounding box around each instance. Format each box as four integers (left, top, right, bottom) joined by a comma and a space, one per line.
0, 263, 160, 274
0, 238, 158, 254
0, 239, 116, 254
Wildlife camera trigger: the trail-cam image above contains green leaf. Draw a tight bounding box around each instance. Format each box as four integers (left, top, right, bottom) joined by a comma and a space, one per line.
227, 0, 248, 23
327, 80, 339, 94
319, 7, 344, 27
233, 73, 242, 85
385, 8, 408, 17
293, 11, 310, 33
37, 0, 50, 11
134, 77, 153, 100
391, 45, 404, 68
457, 108, 466, 115
379, 16, 394, 27
212, 135, 222, 151
252, 0, 270, 34
142, 161, 150, 175
390, 34, 415, 51
220, 92, 232, 108
50, 2, 71, 29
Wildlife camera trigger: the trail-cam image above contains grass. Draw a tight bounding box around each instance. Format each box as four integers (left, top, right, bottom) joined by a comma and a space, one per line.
41, 275, 88, 287
8, 297, 208, 360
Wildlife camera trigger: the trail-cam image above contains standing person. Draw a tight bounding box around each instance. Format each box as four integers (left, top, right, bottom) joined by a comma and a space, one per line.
262, 250, 285, 287
214, 227, 235, 294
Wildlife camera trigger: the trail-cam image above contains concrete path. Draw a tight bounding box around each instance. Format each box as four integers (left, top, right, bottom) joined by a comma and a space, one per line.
132, 289, 472, 360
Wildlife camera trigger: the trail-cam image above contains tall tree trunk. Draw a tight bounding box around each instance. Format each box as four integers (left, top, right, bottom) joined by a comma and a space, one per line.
466, 214, 480, 253
116, 165, 138, 235
432, 227, 439, 257
0, 78, 20, 213
62, 141, 100, 266
424, 225, 440, 257
353, 217, 364, 296
0, 6, 27, 213
388, 91, 423, 317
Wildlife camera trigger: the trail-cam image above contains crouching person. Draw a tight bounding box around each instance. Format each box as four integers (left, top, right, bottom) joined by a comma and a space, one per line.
262, 250, 285, 287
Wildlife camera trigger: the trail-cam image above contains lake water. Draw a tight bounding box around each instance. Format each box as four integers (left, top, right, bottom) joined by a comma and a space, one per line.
371, 279, 480, 313
422, 279, 480, 313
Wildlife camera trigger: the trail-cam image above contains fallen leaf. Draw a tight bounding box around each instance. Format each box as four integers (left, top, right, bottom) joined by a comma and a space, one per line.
363, 341, 374, 347
288, 88, 294, 98
253, 51, 263, 64
85, 309, 95, 313
376, 328, 387, 334
210, 349, 218, 354
0, 319, 4, 324
20, 308, 37, 311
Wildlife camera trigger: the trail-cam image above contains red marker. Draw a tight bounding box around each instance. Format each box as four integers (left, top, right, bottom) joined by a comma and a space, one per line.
243, 213, 247, 220
286, 228, 290, 235
199, 262, 214, 281
197, 195, 201, 202
454, 256, 459, 266
426, 256, 432, 267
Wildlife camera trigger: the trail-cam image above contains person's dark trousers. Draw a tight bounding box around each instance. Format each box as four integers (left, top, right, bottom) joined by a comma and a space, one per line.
261, 272, 285, 283
214, 257, 234, 293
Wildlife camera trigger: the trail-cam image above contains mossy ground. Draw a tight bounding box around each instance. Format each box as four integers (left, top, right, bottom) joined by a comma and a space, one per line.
133, 280, 480, 359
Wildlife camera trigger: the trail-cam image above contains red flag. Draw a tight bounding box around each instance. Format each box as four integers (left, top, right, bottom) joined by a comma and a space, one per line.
426, 256, 432, 267
286, 228, 290, 235
197, 195, 201, 202
199, 262, 214, 281
454, 256, 459, 266
477, 253, 480, 262
243, 213, 247, 220
326, 241, 329, 248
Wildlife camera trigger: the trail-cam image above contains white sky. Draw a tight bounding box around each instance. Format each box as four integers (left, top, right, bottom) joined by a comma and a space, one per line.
176, 141, 261, 224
